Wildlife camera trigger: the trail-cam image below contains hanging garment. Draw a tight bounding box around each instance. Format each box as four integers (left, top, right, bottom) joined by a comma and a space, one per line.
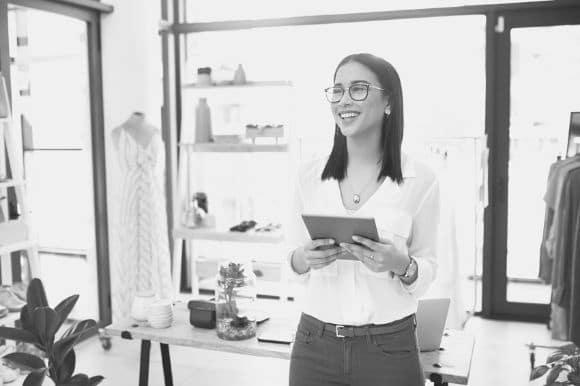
112, 127, 173, 320
550, 167, 580, 340
570, 206, 580, 346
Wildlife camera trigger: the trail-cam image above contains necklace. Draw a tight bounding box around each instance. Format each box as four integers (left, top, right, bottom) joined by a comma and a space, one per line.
345, 165, 382, 205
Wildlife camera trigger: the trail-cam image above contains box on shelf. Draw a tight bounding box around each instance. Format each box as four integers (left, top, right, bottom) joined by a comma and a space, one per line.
245, 125, 284, 144
212, 134, 243, 144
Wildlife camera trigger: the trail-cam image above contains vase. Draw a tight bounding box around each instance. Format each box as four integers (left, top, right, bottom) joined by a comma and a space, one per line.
215, 260, 257, 340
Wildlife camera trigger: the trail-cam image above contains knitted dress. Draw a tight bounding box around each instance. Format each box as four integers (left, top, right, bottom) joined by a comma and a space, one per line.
112, 128, 172, 320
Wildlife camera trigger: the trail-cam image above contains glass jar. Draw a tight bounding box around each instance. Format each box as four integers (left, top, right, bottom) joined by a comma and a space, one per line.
215, 261, 257, 340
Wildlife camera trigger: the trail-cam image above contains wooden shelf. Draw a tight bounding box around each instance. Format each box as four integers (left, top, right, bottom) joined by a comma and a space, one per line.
182, 80, 292, 89
0, 179, 25, 189
173, 227, 284, 243
179, 143, 287, 153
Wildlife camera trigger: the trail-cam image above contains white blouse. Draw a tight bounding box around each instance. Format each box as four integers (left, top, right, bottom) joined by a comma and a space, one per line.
285, 153, 440, 326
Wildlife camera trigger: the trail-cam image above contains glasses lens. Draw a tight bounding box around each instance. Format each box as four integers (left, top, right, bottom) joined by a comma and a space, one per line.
349, 84, 369, 101
326, 87, 343, 103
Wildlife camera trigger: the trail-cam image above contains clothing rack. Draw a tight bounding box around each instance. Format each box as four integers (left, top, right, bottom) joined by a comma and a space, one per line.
539, 152, 580, 346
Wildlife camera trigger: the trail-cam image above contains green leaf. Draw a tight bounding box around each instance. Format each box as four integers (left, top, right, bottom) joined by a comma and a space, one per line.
547, 365, 563, 384
57, 348, 76, 383
32, 307, 59, 347
3, 352, 46, 371
54, 295, 79, 331
89, 376, 105, 385
530, 365, 550, 380
61, 319, 97, 341
63, 373, 90, 385
27, 278, 49, 308
20, 304, 35, 332
0, 326, 38, 344
23, 370, 46, 386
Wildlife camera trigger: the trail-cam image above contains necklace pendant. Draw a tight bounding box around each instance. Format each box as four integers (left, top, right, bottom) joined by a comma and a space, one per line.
353, 194, 361, 204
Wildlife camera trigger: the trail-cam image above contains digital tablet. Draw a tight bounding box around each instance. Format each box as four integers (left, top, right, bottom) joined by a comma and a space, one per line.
301, 214, 379, 261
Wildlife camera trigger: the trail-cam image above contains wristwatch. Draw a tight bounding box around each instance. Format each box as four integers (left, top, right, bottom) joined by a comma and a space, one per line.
398, 256, 418, 283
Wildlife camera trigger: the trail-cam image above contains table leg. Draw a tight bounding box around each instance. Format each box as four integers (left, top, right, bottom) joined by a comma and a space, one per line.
139, 340, 151, 386
160, 343, 174, 386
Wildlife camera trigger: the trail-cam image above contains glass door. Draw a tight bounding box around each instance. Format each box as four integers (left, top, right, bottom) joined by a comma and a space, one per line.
488, 8, 580, 320
6, 4, 100, 321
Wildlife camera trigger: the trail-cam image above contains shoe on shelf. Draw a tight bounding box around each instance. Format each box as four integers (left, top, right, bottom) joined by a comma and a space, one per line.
0, 286, 26, 312
10, 281, 28, 301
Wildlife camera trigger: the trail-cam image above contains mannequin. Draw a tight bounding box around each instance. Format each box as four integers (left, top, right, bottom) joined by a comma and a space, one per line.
112, 111, 158, 150
111, 112, 173, 320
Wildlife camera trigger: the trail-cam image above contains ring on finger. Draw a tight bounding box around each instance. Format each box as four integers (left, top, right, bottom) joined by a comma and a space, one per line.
367, 253, 375, 261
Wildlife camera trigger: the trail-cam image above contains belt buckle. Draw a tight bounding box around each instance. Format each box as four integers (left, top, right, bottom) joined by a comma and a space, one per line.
335, 325, 345, 338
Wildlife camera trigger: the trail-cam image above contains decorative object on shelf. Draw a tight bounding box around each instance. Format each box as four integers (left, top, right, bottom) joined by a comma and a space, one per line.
529, 343, 580, 385
229, 220, 257, 232
195, 98, 213, 143
255, 223, 282, 233
111, 112, 173, 321
188, 299, 216, 329
215, 261, 257, 340
182, 192, 215, 229
130, 290, 157, 322
147, 299, 174, 329
196, 67, 212, 86
0, 278, 104, 386
245, 124, 284, 144
233, 64, 247, 85
212, 134, 242, 144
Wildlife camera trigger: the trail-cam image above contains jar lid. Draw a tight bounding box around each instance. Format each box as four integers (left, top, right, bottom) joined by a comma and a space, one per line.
197, 67, 212, 74
188, 300, 215, 311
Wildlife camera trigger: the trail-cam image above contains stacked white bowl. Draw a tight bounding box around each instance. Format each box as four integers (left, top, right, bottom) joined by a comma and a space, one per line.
147, 300, 174, 328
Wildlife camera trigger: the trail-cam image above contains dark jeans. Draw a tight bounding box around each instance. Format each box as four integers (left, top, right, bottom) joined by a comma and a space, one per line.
289, 313, 424, 386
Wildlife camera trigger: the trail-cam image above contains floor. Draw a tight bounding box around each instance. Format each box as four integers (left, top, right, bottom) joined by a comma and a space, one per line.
70, 315, 566, 386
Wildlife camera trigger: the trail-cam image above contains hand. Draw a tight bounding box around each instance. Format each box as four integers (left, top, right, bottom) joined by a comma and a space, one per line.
340, 235, 410, 275
291, 239, 344, 273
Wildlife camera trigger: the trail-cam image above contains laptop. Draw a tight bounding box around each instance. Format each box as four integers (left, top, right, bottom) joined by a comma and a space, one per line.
416, 297, 451, 352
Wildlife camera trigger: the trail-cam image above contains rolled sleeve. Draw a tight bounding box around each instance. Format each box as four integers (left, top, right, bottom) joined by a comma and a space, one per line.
400, 180, 440, 297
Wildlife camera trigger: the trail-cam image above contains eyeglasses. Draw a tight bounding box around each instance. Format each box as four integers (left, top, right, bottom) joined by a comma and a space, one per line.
324, 83, 385, 103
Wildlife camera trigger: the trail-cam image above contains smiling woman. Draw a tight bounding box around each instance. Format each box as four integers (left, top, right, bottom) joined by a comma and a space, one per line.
286, 53, 440, 386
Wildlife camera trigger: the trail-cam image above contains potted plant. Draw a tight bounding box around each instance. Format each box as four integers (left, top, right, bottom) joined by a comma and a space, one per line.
0, 278, 104, 385
530, 343, 580, 385
215, 261, 257, 340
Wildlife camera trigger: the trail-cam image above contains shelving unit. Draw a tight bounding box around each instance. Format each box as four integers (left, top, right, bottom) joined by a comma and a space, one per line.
182, 80, 293, 89
173, 226, 284, 243
179, 142, 288, 153
0, 73, 39, 284
172, 76, 295, 299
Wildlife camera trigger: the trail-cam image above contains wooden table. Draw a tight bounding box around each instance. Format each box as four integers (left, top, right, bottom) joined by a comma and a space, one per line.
106, 302, 474, 386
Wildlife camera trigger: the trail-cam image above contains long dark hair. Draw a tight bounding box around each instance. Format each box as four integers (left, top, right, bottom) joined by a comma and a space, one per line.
321, 53, 404, 184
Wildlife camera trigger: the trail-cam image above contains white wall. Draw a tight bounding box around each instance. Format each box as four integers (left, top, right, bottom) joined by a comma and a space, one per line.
100, 1, 163, 321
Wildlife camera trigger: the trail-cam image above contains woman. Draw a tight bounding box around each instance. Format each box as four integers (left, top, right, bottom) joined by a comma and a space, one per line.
286, 53, 440, 386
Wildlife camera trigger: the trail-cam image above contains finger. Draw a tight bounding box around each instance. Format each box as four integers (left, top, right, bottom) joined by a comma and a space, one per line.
309, 247, 342, 259
309, 256, 337, 269
339, 242, 371, 260
308, 238, 336, 250
352, 235, 380, 250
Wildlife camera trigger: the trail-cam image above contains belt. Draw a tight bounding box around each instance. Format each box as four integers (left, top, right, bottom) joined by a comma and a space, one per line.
300, 313, 415, 339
